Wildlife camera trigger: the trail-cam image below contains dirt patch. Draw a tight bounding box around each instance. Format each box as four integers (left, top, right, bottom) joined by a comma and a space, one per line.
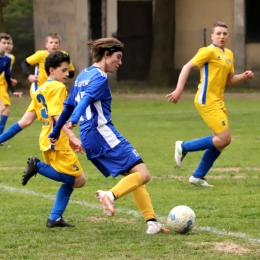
212, 167, 260, 172
152, 168, 260, 181
187, 242, 250, 255
0, 167, 24, 170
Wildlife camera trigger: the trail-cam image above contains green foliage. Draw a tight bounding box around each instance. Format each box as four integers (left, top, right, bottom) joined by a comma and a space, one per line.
1, 93, 260, 259
2, 0, 34, 83
3, 0, 33, 38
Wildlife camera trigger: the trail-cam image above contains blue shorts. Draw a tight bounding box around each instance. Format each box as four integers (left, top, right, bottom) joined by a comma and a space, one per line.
90, 140, 142, 178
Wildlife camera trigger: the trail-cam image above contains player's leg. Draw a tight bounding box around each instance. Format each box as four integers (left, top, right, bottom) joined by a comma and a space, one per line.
132, 184, 169, 234
0, 90, 11, 135
189, 106, 231, 187
93, 141, 144, 216
21, 150, 86, 227
0, 99, 37, 143
93, 142, 168, 233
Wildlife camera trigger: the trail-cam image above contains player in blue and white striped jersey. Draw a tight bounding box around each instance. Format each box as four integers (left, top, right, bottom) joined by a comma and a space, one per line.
49, 37, 169, 234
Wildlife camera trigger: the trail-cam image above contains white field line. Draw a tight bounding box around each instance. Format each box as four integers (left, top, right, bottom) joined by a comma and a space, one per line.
1, 184, 260, 243
0, 184, 140, 217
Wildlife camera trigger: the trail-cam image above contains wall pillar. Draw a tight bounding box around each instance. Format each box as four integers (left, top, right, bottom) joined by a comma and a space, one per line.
234, 0, 245, 73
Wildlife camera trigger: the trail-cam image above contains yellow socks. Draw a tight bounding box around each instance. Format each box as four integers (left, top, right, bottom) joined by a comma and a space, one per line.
111, 172, 143, 199
132, 185, 155, 221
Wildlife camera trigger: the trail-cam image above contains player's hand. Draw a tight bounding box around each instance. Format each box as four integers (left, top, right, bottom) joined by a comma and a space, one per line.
69, 136, 85, 154
245, 71, 254, 80
28, 75, 38, 83
11, 78, 17, 86
49, 137, 59, 146
166, 90, 182, 104
13, 92, 22, 97
48, 131, 60, 143
66, 121, 77, 129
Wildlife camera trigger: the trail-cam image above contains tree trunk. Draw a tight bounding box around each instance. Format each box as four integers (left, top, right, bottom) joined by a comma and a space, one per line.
147, 0, 175, 87
0, 0, 6, 32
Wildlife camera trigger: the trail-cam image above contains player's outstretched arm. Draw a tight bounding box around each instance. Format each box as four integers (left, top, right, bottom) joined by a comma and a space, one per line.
166, 62, 197, 104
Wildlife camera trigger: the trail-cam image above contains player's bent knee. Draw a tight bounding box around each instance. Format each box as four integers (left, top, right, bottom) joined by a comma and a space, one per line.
73, 173, 87, 188
140, 172, 151, 184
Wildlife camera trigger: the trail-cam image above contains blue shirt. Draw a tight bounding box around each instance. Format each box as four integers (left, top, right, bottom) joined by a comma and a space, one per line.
0, 53, 11, 75
65, 66, 124, 159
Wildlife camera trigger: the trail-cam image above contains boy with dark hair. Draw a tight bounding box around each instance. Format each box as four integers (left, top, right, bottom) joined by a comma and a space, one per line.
22, 51, 86, 228
0, 33, 21, 119
0, 35, 18, 134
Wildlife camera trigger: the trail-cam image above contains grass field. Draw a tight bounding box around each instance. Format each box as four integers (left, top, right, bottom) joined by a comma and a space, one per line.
1, 92, 260, 259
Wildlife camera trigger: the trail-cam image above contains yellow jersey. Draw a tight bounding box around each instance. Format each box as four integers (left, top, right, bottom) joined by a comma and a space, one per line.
0, 53, 15, 90
33, 79, 69, 151
191, 44, 234, 106
26, 50, 74, 93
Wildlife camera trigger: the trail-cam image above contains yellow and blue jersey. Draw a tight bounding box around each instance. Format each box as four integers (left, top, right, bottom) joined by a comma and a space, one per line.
26, 50, 75, 94
33, 79, 69, 151
191, 43, 234, 106
0, 53, 15, 90
0, 53, 11, 76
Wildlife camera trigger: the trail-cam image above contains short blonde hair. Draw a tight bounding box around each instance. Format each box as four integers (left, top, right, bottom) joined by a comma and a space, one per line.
211, 21, 228, 33
45, 33, 61, 43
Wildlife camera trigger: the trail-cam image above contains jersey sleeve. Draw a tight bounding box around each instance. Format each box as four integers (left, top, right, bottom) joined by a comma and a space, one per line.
190, 47, 212, 68
10, 54, 15, 70
26, 51, 43, 66
85, 73, 107, 101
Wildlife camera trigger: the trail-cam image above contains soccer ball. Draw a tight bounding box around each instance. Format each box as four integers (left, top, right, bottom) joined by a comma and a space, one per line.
167, 205, 196, 234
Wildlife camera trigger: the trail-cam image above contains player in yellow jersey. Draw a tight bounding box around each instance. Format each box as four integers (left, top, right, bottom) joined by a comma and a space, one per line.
166, 21, 254, 187
0, 33, 75, 144
0, 36, 19, 134
21, 51, 86, 228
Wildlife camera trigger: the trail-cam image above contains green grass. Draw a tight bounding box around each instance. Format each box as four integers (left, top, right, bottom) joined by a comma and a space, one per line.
1, 92, 260, 259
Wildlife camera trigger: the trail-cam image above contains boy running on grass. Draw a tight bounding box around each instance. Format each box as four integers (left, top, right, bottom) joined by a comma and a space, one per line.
21, 51, 86, 228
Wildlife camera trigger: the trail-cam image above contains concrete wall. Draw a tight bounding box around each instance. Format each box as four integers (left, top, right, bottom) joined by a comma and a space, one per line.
33, 0, 89, 79
33, 0, 260, 86
175, 0, 234, 69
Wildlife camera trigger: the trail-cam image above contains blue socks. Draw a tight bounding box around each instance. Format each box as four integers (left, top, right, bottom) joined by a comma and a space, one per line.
193, 148, 221, 178
49, 184, 74, 221
182, 136, 215, 152
35, 161, 76, 221
181, 136, 221, 179
37, 162, 76, 186
0, 122, 22, 143
0, 115, 8, 135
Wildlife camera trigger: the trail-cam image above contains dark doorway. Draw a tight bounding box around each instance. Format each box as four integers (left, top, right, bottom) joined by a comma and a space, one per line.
117, 1, 153, 81
245, 0, 260, 42
90, 0, 102, 39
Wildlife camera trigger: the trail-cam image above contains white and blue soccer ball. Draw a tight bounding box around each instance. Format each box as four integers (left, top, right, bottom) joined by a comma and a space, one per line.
167, 205, 196, 234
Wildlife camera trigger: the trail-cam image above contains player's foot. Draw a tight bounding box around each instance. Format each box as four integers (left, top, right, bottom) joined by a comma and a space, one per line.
46, 217, 75, 228
146, 221, 170, 234
21, 156, 40, 186
189, 176, 214, 187
95, 190, 115, 216
174, 141, 187, 167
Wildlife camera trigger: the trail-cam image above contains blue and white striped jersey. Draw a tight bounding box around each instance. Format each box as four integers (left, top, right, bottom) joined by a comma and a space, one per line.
65, 66, 124, 159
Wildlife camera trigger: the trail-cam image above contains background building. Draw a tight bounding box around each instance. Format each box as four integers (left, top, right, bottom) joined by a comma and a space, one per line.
33, 0, 260, 86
